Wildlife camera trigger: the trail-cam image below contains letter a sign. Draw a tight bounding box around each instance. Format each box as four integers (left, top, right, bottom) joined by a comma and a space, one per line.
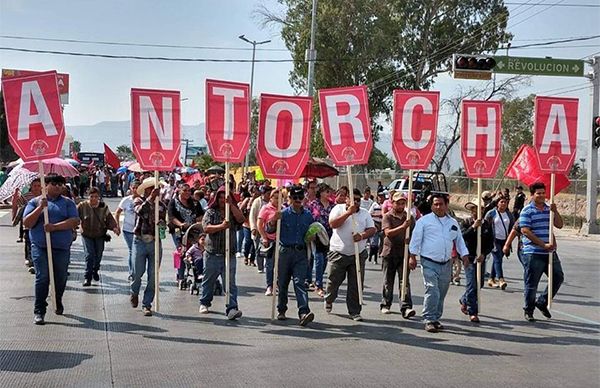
460, 100, 503, 178
257, 93, 312, 179
205, 79, 250, 163
319, 85, 372, 165
131, 88, 181, 171
392, 90, 440, 169
1, 71, 65, 161
533, 96, 578, 173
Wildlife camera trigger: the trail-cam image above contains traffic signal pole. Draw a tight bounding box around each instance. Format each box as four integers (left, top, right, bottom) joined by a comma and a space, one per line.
582, 56, 599, 235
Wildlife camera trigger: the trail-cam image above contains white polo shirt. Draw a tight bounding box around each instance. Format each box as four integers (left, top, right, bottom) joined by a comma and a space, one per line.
329, 204, 375, 256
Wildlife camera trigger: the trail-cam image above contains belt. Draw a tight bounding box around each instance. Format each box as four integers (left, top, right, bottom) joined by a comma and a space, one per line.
280, 244, 306, 251
421, 255, 450, 265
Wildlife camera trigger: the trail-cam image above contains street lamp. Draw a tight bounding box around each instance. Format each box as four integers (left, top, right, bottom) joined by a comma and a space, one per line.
238, 34, 271, 176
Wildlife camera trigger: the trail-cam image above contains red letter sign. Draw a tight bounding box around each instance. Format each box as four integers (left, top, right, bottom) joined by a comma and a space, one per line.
392, 90, 439, 169
533, 96, 578, 173
131, 88, 181, 171
318, 85, 372, 165
205, 79, 250, 162
1, 71, 65, 162
257, 93, 312, 179
460, 100, 503, 178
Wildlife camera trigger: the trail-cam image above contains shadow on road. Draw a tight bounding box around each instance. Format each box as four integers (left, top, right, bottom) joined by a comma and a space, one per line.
0, 350, 93, 373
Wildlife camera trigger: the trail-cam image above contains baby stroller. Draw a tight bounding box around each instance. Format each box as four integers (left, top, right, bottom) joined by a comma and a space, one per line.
181, 222, 222, 296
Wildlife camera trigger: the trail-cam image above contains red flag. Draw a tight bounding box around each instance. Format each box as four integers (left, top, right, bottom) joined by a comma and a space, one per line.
103, 143, 121, 169
505, 144, 570, 195
190, 159, 196, 168
175, 159, 183, 168
71, 151, 80, 162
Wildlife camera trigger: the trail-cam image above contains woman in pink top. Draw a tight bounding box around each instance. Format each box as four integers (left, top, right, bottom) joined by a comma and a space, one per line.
257, 189, 280, 296
381, 190, 395, 217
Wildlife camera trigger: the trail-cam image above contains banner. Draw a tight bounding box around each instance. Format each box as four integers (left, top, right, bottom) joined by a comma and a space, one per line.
505, 144, 570, 195
257, 93, 312, 179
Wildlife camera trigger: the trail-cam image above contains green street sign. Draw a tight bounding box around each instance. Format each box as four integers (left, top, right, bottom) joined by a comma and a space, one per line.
492, 56, 584, 77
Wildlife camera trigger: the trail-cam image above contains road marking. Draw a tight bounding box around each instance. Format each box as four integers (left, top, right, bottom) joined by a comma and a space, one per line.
0, 210, 10, 219
553, 309, 600, 325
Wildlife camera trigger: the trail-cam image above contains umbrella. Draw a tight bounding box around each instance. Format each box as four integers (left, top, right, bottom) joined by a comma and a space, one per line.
183, 172, 204, 185
206, 165, 225, 175
117, 166, 128, 174
127, 162, 146, 173
7, 158, 23, 168
0, 168, 38, 202
64, 158, 80, 167
22, 158, 79, 178
301, 157, 339, 178
121, 161, 135, 167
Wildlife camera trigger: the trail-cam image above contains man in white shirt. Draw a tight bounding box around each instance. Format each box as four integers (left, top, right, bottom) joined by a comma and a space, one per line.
409, 193, 469, 333
96, 167, 106, 196
360, 186, 374, 210
115, 180, 140, 280
325, 188, 376, 321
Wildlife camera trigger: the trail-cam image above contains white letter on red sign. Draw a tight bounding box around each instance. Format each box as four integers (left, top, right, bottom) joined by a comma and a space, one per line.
265, 102, 303, 157
402, 97, 433, 150
324, 94, 366, 145
139, 96, 173, 150
211, 86, 245, 141
17, 81, 58, 140
540, 104, 571, 154
466, 107, 497, 157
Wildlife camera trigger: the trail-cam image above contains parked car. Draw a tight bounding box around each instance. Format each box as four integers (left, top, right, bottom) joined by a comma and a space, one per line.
386, 171, 448, 215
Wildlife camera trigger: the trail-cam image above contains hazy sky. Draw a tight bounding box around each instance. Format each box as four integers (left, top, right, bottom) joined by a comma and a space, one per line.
1, 0, 599, 144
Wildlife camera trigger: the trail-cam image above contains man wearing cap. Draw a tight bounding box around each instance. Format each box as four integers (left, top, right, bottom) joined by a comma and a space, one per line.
249, 185, 273, 273
199, 186, 246, 320
409, 193, 469, 332
272, 185, 315, 325
380, 192, 416, 318
129, 177, 168, 317
325, 188, 377, 321
23, 174, 80, 325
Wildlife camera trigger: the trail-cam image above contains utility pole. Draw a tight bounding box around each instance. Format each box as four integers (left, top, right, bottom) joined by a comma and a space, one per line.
239, 35, 271, 177
582, 56, 599, 235
182, 138, 193, 166
306, 0, 318, 97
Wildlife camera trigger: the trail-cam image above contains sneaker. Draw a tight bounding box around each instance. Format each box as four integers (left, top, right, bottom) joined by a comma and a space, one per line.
299, 311, 315, 326
34, 314, 45, 325
127, 274, 133, 281
402, 308, 416, 319
199, 305, 209, 314
142, 307, 152, 316
459, 300, 468, 315
227, 309, 243, 320
277, 312, 287, 321
55, 302, 64, 315
350, 314, 363, 321
28, 267, 35, 275
130, 294, 139, 308
524, 311, 535, 322
316, 288, 325, 297
535, 303, 552, 319
324, 301, 332, 313
487, 278, 499, 288
381, 307, 391, 314
17, 238, 23, 243
82, 279, 92, 287
265, 286, 273, 296
257, 269, 265, 274
424, 322, 438, 333
499, 278, 507, 290
432, 321, 444, 330
470, 315, 480, 323
92, 271, 100, 281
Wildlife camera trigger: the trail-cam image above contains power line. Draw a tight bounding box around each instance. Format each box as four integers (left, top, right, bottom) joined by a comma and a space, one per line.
0, 35, 290, 52
505, 1, 600, 7
508, 35, 600, 49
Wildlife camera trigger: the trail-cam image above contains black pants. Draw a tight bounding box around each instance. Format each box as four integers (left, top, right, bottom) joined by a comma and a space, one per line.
380, 254, 413, 310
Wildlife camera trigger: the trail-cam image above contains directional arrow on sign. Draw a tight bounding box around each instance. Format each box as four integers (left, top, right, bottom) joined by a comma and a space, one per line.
496, 60, 506, 70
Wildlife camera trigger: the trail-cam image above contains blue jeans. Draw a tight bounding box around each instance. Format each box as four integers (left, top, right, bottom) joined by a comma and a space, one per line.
123, 231, 134, 277
99, 183, 106, 196
258, 241, 275, 288
460, 256, 485, 315
242, 227, 255, 262
522, 252, 564, 313
490, 239, 505, 279
31, 244, 70, 315
199, 252, 238, 314
130, 237, 162, 309
82, 236, 105, 280
253, 235, 263, 270
236, 229, 244, 255
277, 246, 310, 317
313, 250, 327, 289
420, 258, 452, 323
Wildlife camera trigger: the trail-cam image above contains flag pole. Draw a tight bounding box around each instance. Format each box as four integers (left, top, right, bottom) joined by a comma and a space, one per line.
39, 161, 57, 310
547, 172, 556, 310
346, 165, 364, 306
271, 188, 283, 320
400, 169, 413, 303
225, 162, 231, 306
476, 177, 482, 313
154, 170, 160, 312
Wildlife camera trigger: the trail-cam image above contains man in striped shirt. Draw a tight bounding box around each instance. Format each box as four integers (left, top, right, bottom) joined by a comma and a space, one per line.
519, 182, 564, 322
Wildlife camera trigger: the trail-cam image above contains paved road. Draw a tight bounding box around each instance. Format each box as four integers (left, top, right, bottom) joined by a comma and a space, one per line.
1, 197, 599, 388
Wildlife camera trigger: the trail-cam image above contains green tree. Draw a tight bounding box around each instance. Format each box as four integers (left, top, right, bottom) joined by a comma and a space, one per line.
193, 154, 221, 171
71, 140, 81, 154
367, 147, 396, 170
116, 144, 135, 161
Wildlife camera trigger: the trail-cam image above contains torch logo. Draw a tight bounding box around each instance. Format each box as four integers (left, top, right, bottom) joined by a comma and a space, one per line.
219, 143, 234, 158
272, 159, 289, 175
150, 151, 166, 167
342, 146, 357, 162
406, 151, 420, 166
473, 160, 487, 174
30, 140, 50, 155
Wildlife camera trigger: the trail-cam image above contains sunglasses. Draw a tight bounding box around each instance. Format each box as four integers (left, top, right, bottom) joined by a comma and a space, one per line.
291, 194, 304, 200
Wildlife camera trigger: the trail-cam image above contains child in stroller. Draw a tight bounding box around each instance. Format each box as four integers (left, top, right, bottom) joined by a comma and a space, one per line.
182, 223, 222, 296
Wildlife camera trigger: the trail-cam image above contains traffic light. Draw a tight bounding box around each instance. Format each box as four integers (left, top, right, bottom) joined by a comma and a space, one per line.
452, 54, 497, 80
593, 116, 600, 149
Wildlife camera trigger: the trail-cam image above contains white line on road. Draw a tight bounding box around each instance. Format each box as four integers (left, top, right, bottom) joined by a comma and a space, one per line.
553, 309, 600, 325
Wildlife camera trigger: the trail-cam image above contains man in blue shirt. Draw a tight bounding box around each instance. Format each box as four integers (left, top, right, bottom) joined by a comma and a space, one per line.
519, 181, 564, 322
23, 174, 80, 325
273, 185, 315, 326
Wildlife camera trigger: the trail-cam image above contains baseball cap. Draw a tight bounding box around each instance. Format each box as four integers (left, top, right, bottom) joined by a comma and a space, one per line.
392, 192, 407, 202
